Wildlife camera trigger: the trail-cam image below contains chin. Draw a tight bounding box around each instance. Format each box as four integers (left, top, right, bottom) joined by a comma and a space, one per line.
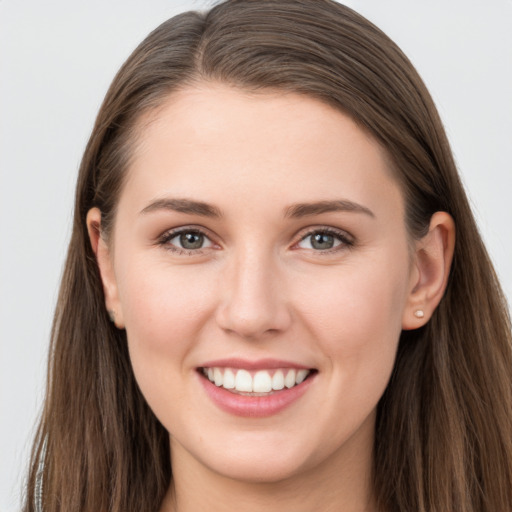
210, 455, 310, 484
189, 431, 319, 484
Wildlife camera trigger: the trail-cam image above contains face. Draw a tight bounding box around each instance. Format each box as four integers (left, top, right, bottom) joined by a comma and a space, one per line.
96, 84, 419, 484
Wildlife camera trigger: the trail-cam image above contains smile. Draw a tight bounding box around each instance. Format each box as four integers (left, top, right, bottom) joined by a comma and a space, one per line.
197, 361, 317, 417
201, 367, 311, 394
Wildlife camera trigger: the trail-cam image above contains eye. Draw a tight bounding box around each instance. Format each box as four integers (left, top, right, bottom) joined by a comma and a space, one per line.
296, 228, 352, 252
159, 228, 214, 253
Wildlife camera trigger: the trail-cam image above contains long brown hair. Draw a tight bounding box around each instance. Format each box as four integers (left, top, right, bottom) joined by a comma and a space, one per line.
24, 1, 512, 511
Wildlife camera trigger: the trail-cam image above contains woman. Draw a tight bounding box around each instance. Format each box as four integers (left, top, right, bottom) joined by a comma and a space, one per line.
23, 1, 512, 511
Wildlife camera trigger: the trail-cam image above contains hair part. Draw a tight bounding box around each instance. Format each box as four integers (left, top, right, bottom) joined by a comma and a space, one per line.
24, 1, 512, 511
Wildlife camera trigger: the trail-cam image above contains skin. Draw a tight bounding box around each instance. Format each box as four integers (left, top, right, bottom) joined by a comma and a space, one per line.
88, 83, 454, 512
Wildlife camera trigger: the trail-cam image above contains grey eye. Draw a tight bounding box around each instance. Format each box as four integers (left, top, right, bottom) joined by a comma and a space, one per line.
179, 232, 205, 249
311, 233, 336, 250
167, 230, 213, 251
297, 231, 345, 251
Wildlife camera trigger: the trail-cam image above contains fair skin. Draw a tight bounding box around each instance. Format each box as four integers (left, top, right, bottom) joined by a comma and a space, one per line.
87, 83, 454, 512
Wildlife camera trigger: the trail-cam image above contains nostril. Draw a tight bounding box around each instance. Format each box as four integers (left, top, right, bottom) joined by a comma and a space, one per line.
215, 302, 293, 340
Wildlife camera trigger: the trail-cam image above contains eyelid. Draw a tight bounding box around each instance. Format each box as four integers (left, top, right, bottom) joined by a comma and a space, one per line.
155, 224, 354, 255
293, 225, 354, 252
157, 225, 219, 254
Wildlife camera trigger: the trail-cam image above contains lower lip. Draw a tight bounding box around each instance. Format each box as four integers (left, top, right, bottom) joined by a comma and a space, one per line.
198, 371, 316, 418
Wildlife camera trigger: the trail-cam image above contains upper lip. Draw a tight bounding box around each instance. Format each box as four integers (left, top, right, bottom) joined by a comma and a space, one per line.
199, 358, 314, 371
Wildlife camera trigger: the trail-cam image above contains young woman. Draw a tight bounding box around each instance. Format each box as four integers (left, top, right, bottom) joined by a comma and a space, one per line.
23, 1, 512, 511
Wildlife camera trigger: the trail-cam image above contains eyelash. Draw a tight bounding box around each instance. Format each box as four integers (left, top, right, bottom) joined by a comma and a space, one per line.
157, 227, 214, 256
157, 226, 354, 256
295, 227, 354, 254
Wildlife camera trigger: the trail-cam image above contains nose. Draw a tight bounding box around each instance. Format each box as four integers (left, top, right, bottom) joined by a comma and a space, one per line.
215, 247, 292, 340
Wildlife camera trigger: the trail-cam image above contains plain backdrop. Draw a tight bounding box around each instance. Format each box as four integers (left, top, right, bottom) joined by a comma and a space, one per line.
1, 1, 511, 510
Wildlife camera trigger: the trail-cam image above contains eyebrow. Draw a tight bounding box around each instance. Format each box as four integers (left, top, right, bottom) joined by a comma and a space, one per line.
284, 200, 375, 219
140, 198, 223, 218
139, 197, 374, 219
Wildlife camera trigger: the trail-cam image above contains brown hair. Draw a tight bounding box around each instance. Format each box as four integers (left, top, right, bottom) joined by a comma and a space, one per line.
24, 1, 512, 511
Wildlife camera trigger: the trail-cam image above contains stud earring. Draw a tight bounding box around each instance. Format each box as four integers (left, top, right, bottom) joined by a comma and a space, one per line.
414, 309, 425, 319
107, 309, 116, 323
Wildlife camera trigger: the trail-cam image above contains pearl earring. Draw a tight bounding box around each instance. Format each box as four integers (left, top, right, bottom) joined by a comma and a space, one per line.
108, 309, 116, 323
414, 309, 425, 319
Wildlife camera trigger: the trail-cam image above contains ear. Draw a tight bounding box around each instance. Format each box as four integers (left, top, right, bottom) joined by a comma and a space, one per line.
402, 211, 455, 330
86, 208, 125, 329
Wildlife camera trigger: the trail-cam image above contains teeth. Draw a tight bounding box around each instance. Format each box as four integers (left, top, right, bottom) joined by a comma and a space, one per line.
253, 370, 272, 393
214, 367, 223, 387
272, 370, 285, 390
235, 369, 253, 392
296, 369, 309, 384
223, 368, 235, 389
284, 370, 296, 388
203, 367, 311, 393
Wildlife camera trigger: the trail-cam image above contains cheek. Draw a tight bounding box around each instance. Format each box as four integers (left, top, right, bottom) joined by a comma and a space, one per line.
119, 257, 212, 333
115, 258, 217, 385
294, 251, 410, 373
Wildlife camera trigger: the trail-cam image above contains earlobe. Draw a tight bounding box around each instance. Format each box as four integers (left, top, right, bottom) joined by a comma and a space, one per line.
402, 211, 455, 330
86, 208, 125, 329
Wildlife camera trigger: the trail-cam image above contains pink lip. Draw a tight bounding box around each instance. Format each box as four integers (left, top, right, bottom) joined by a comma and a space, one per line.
197, 368, 316, 418
199, 358, 312, 370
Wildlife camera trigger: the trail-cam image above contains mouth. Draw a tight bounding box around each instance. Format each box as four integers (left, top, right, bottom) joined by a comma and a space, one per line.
196, 360, 317, 417
198, 366, 316, 396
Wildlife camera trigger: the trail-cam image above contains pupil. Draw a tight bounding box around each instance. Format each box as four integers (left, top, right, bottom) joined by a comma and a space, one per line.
311, 233, 334, 250
180, 232, 203, 249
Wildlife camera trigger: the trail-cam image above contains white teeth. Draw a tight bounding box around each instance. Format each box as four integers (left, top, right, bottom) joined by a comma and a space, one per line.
214, 367, 223, 387
203, 367, 311, 393
223, 368, 235, 389
284, 369, 296, 388
253, 370, 272, 393
235, 369, 253, 392
296, 369, 309, 384
272, 370, 285, 390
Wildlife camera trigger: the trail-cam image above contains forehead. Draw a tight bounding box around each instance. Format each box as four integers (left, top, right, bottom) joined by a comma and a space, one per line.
121, 83, 403, 220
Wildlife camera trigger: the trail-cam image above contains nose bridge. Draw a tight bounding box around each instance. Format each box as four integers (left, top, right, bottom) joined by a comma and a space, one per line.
216, 242, 290, 339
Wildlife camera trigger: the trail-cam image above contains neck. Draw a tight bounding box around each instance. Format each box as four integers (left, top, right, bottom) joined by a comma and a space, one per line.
159, 427, 377, 512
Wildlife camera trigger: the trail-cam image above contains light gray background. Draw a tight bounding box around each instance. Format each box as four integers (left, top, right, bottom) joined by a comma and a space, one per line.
1, 1, 511, 510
